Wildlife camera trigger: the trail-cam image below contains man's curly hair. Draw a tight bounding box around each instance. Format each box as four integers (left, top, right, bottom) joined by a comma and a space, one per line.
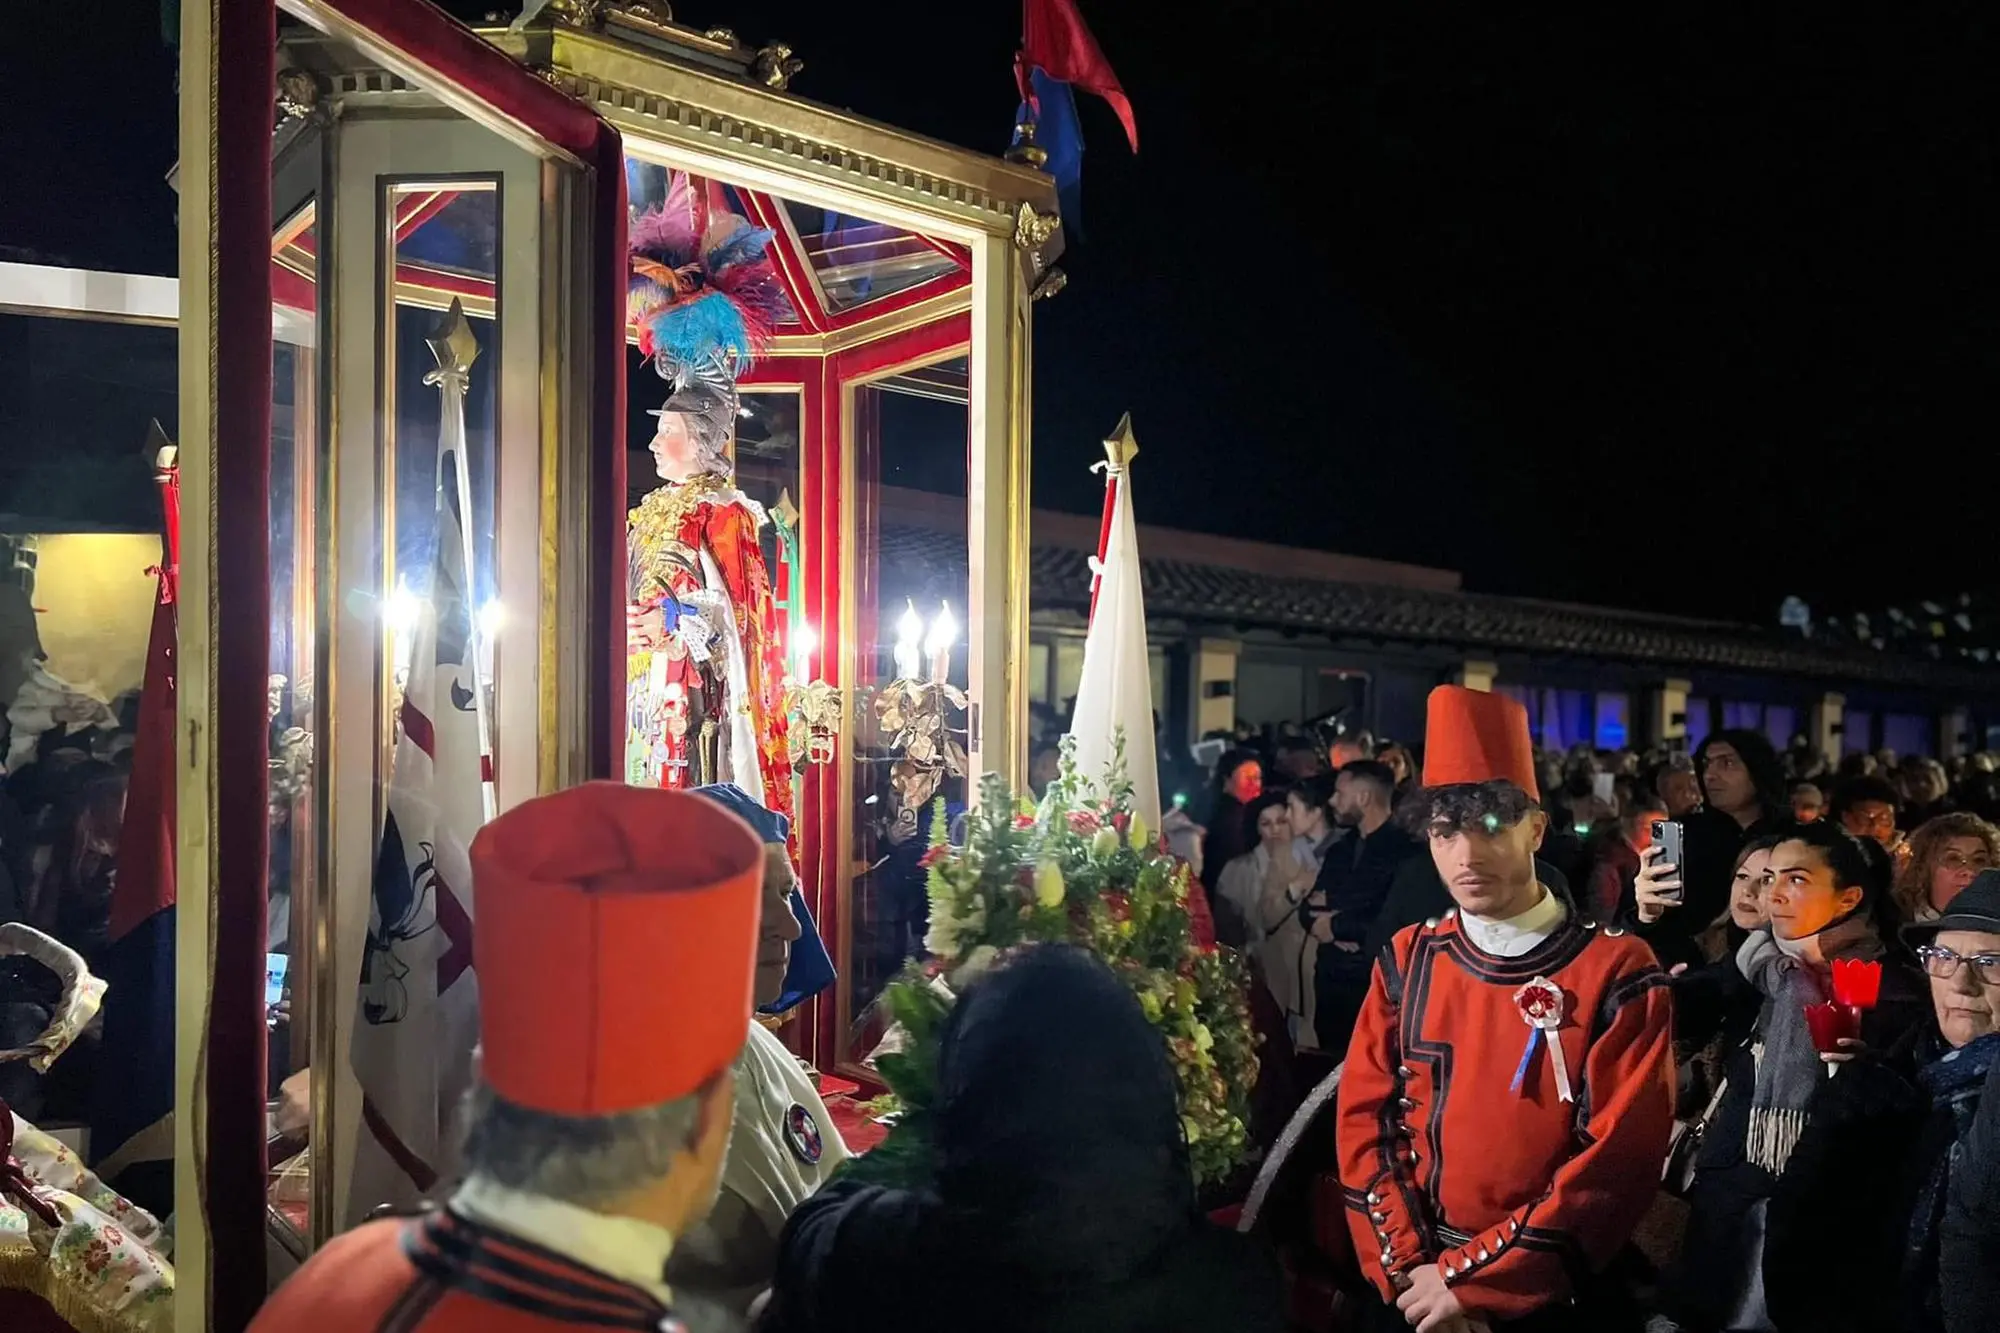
1401, 779, 1541, 839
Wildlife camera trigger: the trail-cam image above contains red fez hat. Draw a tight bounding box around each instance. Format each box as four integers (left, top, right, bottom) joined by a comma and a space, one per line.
470, 781, 763, 1117
1421, 686, 1539, 799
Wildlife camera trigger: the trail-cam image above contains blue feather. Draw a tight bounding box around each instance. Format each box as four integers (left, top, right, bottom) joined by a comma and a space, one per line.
644, 291, 754, 372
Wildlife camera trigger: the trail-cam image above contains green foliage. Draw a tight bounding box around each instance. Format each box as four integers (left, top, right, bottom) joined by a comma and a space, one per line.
862, 732, 1260, 1188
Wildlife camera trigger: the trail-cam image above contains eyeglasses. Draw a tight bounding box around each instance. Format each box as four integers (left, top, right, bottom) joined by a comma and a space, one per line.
1916, 945, 2000, 986
1939, 852, 1993, 873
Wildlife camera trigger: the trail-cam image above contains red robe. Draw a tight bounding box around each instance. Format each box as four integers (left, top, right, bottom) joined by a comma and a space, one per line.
630, 484, 793, 824
248, 1210, 685, 1333
1334, 907, 1674, 1323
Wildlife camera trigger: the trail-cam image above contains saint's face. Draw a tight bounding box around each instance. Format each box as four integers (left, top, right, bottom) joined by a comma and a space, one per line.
649, 411, 702, 482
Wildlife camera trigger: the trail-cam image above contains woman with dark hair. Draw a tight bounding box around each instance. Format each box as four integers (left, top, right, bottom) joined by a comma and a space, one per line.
1214, 791, 1315, 1030
759, 946, 1284, 1333
1197, 748, 1263, 898
1654, 820, 1929, 1332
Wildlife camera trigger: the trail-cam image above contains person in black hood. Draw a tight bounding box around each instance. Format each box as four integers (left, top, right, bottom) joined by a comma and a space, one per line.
1197, 748, 1264, 898
755, 946, 1284, 1333
1643, 729, 1792, 969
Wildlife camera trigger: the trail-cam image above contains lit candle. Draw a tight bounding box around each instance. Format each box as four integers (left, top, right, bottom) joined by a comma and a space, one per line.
893, 600, 923, 680
790, 620, 818, 682
925, 601, 957, 683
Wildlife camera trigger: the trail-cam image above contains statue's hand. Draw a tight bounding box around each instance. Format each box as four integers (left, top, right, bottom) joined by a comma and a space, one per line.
627, 601, 666, 650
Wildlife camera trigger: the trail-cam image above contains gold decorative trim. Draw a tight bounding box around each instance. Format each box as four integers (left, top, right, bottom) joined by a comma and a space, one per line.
751, 42, 804, 92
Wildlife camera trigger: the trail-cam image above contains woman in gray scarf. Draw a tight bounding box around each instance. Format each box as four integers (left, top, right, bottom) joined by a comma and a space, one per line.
1654, 820, 1929, 1332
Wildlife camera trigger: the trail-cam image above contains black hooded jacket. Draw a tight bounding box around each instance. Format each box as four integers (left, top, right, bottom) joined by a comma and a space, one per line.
756, 946, 1283, 1333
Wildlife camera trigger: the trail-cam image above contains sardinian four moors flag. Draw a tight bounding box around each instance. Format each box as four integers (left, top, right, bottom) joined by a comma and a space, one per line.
1067, 413, 1160, 831
346, 302, 492, 1224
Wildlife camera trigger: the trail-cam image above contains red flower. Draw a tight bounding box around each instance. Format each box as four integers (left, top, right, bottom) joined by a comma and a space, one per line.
1103, 892, 1132, 921
1066, 810, 1102, 834
1111, 812, 1131, 836
1013, 814, 1036, 830
918, 845, 949, 869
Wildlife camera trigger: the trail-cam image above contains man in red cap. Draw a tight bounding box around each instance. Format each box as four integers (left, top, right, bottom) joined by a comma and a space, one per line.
249, 782, 767, 1333
1333, 686, 1674, 1333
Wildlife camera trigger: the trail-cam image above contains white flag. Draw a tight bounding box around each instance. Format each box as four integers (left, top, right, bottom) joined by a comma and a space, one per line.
1068, 435, 1160, 830
346, 345, 489, 1224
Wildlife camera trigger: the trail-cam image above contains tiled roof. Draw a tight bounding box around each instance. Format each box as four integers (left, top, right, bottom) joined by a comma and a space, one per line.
876, 522, 1995, 692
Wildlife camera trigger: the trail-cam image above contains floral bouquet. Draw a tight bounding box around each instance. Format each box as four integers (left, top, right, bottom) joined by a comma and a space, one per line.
850, 738, 1259, 1189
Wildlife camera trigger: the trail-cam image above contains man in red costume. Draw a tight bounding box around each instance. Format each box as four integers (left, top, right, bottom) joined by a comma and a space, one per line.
249, 782, 766, 1333
1335, 687, 1673, 1333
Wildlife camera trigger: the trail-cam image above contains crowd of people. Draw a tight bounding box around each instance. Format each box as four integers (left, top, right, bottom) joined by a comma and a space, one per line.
1158, 711, 2000, 1332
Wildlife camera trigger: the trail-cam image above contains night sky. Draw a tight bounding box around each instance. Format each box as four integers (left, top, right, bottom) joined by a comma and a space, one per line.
5, 2, 1998, 626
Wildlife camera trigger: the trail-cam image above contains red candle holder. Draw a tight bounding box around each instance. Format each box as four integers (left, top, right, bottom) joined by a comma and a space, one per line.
1830, 958, 1883, 1010
1804, 1001, 1860, 1054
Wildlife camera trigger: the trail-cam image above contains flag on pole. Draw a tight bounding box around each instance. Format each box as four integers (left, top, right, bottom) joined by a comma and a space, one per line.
1067, 414, 1159, 832
1020, 0, 1138, 153
346, 302, 489, 1223
87, 438, 180, 1219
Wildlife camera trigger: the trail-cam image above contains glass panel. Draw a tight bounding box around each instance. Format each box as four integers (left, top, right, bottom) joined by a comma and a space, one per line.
1026, 640, 1052, 706
1843, 709, 1873, 755
1053, 638, 1086, 715
1593, 692, 1630, 750
732, 389, 807, 667
267, 200, 321, 1242
784, 202, 961, 314
851, 363, 970, 1030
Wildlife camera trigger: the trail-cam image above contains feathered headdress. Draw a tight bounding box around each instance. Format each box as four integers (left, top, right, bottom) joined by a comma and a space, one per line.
628, 172, 792, 383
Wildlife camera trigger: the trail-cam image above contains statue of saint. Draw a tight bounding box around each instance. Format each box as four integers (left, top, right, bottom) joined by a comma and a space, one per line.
624, 175, 794, 821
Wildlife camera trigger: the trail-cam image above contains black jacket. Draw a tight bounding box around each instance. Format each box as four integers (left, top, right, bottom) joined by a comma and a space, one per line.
1301, 822, 1421, 985
1665, 958, 1931, 1332
757, 947, 1284, 1333
1942, 1053, 2000, 1333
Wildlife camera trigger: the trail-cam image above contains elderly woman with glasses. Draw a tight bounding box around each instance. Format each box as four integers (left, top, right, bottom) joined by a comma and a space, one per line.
1747, 873, 2000, 1333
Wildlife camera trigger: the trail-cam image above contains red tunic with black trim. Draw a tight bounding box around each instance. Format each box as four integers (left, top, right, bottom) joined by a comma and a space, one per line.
248, 1209, 684, 1333
1334, 907, 1674, 1323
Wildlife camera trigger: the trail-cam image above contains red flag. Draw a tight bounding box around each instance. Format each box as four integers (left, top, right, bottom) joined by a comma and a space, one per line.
1022, 0, 1138, 153
108, 593, 177, 939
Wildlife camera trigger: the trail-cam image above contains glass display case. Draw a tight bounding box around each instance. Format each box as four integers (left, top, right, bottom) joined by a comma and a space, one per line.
176, 0, 1057, 1323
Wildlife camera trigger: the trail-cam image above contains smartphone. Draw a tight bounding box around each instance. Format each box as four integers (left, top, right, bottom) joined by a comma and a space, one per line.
1592, 772, 1616, 802
265, 953, 290, 1009
1650, 820, 1685, 901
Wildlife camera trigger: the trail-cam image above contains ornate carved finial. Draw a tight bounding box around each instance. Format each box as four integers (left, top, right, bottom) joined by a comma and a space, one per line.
426, 299, 482, 378
1012, 200, 1060, 254
534, 0, 605, 29
1030, 266, 1068, 301
276, 67, 321, 120
146, 420, 178, 477
772, 488, 800, 531
752, 41, 803, 90
1102, 413, 1139, 472
1005, 120, 1048, 170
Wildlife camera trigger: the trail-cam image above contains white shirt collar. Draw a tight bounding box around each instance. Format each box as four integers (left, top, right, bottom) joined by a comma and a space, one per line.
451, 1174, 677, 1304
1458, 885, 1568, 958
